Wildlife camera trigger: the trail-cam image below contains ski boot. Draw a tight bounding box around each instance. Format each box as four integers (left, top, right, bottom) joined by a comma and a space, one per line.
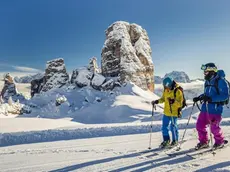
212, 142, 225, 150
170, 140, 178, 147
195, 142, 209, 150
159, 140, 170, 149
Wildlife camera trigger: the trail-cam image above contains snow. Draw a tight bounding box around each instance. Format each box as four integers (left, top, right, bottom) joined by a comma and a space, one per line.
1, 80, 230, 171
0, 118, 82, 133
56, 95, 67, 105
0, 101, 24, 115
75, 67, 93, 87
91, 73, 106, 88
1, 128, 230, 172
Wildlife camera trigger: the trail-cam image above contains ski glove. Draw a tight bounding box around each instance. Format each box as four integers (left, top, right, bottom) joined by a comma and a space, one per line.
193, 95, 203, 102
151, 100, 159, 106
202, 95, 212, 102
168, 98, 175, 104
193, 96, 201, 103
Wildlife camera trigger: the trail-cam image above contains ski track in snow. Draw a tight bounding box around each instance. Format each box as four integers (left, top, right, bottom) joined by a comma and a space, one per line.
1, 128, 230, 172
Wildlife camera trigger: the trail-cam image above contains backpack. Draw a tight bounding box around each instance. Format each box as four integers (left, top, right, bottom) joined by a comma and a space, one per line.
174, 86, 187, 117
206, 77, 230, 105
174, 86, 187, 108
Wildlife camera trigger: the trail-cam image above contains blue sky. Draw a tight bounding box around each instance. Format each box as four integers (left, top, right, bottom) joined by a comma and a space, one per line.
0, 0, 230, 79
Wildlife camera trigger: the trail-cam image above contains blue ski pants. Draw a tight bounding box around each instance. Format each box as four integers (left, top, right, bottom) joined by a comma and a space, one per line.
162, 115, 179, 141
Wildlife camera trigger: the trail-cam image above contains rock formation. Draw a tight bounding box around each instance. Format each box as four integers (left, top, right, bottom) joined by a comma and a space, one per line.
101, 21, 154, 91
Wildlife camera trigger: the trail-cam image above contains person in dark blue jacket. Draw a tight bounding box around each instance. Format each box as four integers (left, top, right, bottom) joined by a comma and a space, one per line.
193, 63, 229, 150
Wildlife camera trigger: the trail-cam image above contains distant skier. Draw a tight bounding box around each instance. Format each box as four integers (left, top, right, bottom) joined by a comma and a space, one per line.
152, 77, 184, 148
193, 63, 229, 150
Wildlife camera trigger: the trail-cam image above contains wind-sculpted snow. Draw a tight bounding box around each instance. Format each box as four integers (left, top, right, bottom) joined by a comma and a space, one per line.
20, 83, 163, 123
1, 118, 230, 146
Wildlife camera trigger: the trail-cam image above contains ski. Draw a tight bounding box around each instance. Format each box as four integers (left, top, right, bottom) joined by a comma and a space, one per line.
156, 140, 187, 154
187, 145, 228, 159
168, 140, 228, 158
187, 140, 228, 159
141, 140, 187, 159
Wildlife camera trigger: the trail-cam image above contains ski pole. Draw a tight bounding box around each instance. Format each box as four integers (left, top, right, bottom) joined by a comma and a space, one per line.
176, 102, 196, 151
148, 104, 156, 149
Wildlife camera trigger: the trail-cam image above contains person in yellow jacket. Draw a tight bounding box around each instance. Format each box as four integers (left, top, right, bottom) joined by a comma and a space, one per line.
152, 77, 184, 148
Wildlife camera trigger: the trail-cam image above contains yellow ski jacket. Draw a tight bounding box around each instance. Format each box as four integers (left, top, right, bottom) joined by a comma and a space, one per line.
158, 84, 184, 117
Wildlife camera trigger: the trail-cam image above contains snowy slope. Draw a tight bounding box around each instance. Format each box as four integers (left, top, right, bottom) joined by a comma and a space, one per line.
18, 83, 164, 123
1, 127, 230, 172
0, 118, 82, 133
1, 80, 230, 171
7, 80, 204, 123
2, 79, 230, 147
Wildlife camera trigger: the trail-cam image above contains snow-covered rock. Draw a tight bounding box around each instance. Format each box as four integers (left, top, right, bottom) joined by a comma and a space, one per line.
70, 66, 121, 91
91, 74, 106, 90
56, 95, 67, 106
0, 101, 25, 115
41, 58, 69, 92
70, 67, 93, 88
101, 79, 121, 91
20, 104, 32, 114
101, 79, 115, 90
101, 21, 154, 91
1, 81, 17, 101
1, 74, 26, 102
17, 82, 162, 122
14, 73, 44, 83
88, 57, 100, 73
164, 71, 191, 83
31, 77, 45, 97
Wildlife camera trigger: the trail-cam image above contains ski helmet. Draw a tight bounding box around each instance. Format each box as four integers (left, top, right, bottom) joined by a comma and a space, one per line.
201, 63, 217, 80
201, 63, 217, 72
163, 77, 173, 88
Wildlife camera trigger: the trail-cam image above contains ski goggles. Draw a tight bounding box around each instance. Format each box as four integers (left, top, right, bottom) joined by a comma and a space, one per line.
201, 64, 217, 72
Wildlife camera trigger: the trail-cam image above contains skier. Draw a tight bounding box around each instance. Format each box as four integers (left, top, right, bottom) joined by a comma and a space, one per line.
193, 63, 229, 150
152, 77, 184, 148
